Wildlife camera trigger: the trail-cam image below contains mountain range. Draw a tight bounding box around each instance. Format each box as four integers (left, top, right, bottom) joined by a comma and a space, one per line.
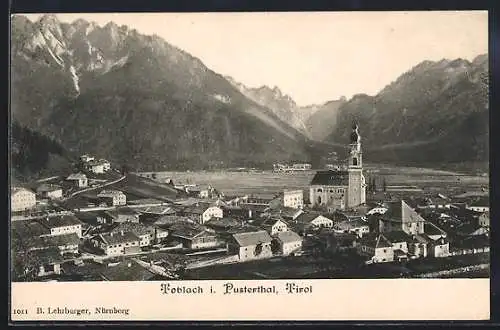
10, 14, 489, 177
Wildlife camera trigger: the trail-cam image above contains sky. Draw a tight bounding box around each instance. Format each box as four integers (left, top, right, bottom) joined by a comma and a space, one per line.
22, 11, 488, 106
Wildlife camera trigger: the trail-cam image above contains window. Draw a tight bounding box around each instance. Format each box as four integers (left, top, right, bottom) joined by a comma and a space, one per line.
353, 158, 358, 166
317, 188, 323, 193
383, 249, 387, 253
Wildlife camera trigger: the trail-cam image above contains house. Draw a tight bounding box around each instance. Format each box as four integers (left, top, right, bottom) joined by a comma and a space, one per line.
478, 212, 489, 227
466, 196, 490, 213
36, 215, 83, 238
91, 231, 141, 256
294, 213, 334, 234
283, 190, 304, 209
85, 160, 105, 174
417, 194, 452, 210
97, 159, 111, 172
374, 200, 426, 235
75, 211, 109, 226
66, 173, 88, 188
97, 190, 127, 206
356, 233, 394, 263
32, 247, 64, 277
110, 222, 168, 247
383, 230, 410, 261
29, 233, 81, 255
104, 207, 141, 223
333, 219, 370, 238
99, 259, 157, 281
251, 217, 289, 236
428, 237, 450, 258
424, 222, 447, 240
275, 231, 303, 256
36, 184, 63, 200
153, 215, 195, 229
169, 222, 221, 250
11, 187, 36, 212
182, 204, 223, 224
408, 234, 432, 258
228, 230, 273, 262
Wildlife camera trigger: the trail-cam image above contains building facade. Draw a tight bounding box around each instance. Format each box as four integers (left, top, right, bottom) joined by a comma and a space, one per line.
11, 187, 36, 212
283, 190, 304, 209
309, 123, 366, 211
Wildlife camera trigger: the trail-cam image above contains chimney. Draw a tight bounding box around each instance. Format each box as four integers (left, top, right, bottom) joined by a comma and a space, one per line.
127, 262, 131, 267
121, 230, 124, 236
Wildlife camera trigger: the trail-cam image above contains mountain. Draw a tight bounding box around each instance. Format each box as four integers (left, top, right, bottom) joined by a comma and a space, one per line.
325, 55, 489, 166
225, 76, 312, 138
11, 15, 313, 171
303, 98, 347, 141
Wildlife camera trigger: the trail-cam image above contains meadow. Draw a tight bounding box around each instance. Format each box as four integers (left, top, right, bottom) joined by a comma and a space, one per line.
143, 164, 489, 197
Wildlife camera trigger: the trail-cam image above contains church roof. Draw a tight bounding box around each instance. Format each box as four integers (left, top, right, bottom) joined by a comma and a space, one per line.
310, 170, 349, 186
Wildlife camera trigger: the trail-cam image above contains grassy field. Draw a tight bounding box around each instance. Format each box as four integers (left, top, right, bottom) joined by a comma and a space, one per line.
143, 164, 488, 197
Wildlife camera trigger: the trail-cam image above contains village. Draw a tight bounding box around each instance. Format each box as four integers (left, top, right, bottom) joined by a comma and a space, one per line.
10, 125, 490, 282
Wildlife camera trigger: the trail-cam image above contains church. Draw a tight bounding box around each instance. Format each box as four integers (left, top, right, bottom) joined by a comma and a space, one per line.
309, 123, 366, 211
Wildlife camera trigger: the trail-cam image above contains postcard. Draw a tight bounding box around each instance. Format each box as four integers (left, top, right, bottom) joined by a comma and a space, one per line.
10, 11, 490, 321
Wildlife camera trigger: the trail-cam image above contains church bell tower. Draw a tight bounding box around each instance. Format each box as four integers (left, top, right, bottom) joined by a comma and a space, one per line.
347, 122, 366, 208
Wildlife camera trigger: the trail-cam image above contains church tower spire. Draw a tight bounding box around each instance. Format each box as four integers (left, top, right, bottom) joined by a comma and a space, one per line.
349, 121, 362, 168
347, 121, 366, 208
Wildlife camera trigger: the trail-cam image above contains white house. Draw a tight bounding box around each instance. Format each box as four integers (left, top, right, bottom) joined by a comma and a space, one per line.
97, 190, 127, 206
11, 187, 36, 212
295, 213, 334, 233
86, 161, 105, 174
252, 217, 289, 236
228, 230, 273, 262
275, 231, 303, 256
283, 190, 304, 209
183, 204, 224, 224
66, 173, 88, 188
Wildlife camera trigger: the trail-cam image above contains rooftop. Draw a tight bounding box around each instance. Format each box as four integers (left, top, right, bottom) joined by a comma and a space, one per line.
99, 231, 141, 245
37, 215, 82, 229
110, 222, 156, 236
469, 196, 490, 207
232, 230, 272, 246
11, 187, 35, 195
67, 173, 87, 180
275, 231, 302, 244
97, 190, 125, 197
310, 170, 349, 186
169, 222, 210, 240
359, 234, 393, 249
383, 230, 410, 243
105, 207, 140, 217
295, 212, 329, 224
99, 259, 156, 281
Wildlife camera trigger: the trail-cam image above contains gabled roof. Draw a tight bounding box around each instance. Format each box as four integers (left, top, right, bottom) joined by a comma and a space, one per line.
251, 217, 288, 228
334, 219, 369, 231
232, 230, 272, 246
110, 222, 156, 236
29, 233, 80, 249
383, 230, 410, 244
66, 173, 87, 180
276, 231, 302, 244
154, 215, 194, 227
360, 234, 393, 249
169, 222, 211, 240
97, 190, 125, 197
98, 231, 141, 245
38, 215, 82, 229
205, 217, 241, 228
295, 212, 331, 224
36, 184, 62, 193
105, 207, 140, 218
310, 170, 349, 186
11, 187, 35, 196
